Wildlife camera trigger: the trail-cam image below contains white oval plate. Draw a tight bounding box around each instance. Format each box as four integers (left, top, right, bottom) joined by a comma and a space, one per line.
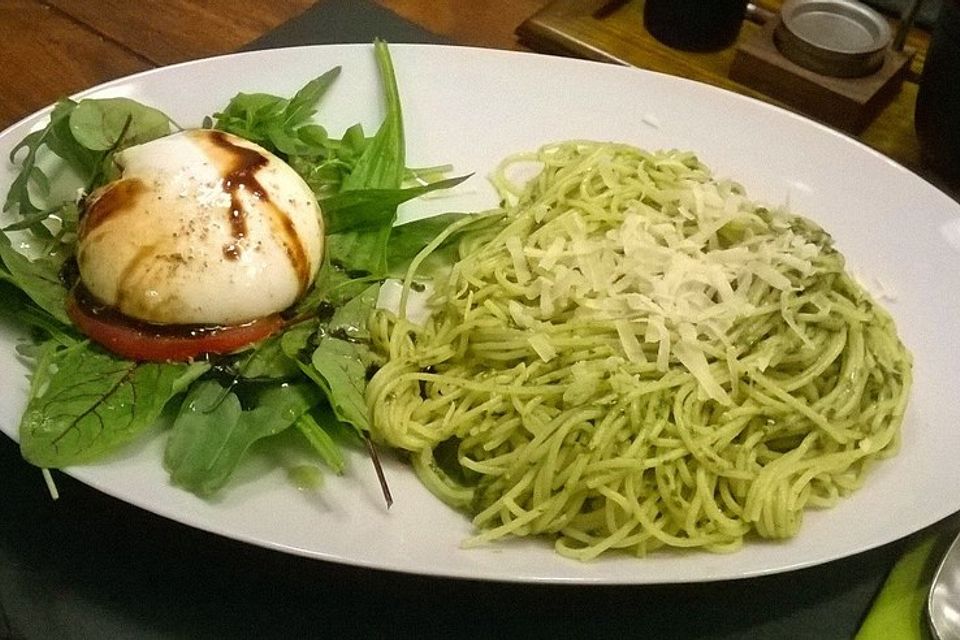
2, 44, 958, 584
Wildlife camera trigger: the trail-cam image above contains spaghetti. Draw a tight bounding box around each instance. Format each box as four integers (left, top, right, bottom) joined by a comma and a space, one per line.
366, 141, 912, 560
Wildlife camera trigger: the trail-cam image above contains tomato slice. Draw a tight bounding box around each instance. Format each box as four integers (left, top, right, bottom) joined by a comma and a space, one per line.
66, 289, 285, 362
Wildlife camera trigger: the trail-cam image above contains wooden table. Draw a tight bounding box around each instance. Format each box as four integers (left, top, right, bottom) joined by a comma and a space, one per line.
0, 0, 941, 188
0, 0, 549, 131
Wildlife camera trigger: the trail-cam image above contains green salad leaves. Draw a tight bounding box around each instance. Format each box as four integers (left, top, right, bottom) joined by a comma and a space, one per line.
1, 40, 467, 499
21, 340, 208, 467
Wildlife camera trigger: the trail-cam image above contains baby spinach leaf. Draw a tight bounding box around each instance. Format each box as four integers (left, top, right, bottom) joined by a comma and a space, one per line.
305, 284, 381, 431
19, 342, 208, 467
235, 322, 316, 380
281, 284, 380, 434
324, 227, 393, 278
44, 102, 101, 181
164, 380, 322, 496
328, 281, 380, 335
69, 98, 171, 151
310, 337, 372, 431
281, 317, 316, 354
295, 258, 378, 316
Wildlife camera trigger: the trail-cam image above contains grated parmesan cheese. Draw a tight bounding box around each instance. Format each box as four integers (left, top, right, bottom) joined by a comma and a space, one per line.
498, 174, 823, 404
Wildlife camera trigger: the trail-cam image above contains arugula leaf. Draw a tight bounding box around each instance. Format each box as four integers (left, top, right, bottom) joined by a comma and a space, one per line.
295, 409, 346, 474
211, 67, 341, 156
4, 101, 77, 218
386, 210, 504, 275
386, 212, 471, 272
0, 232, 70, 325
301, 41, 408, 278
288, 154, 351, 202
212, 42, 461, 280
321, 175, 469, 234
0, 283, 76, 346
19, 341, 208, 467
2, 200, 79, 237
4, 97, 171, 243
164, 380, 322, 496
323, 206, 482, 279
341, 40, 405, 192
339, 122, 368, 160
285, 71, 342, 129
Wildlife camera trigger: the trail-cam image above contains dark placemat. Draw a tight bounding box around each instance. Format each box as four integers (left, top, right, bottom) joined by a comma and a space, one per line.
241, 0, 451, 50
0, 432, 912, 640
0, 1, 923, 638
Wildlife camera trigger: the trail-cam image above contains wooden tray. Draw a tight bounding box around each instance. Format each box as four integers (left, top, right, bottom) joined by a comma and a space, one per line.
516, 0, 928, 172
517, 0, 759, 87
729, 15, 913, 134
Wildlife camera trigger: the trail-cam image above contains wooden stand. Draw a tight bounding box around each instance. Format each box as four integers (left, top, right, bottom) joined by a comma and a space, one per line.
729, 17, 914, 134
